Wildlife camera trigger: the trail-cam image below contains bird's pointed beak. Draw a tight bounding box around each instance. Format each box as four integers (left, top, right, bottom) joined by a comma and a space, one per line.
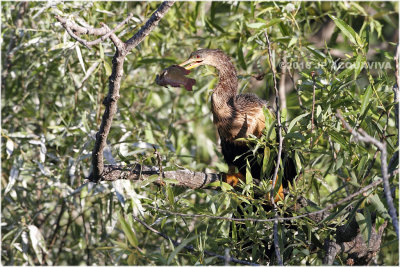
179, 58, 203, 70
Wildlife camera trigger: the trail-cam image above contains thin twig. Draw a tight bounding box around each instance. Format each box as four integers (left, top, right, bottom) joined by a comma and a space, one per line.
80, 198, 91, 265
56, 14, 133, 49
327, 135, 337, 160
310, 71, 317, 148
86, 14, 133, 46
336, 110, 399, 238
362, 149, 379, 180
62, 23, 92, 49
153, 146, 165, 185
265, 30, 283, 265
131, 215, 259, 266
54, 212, 72, 264
55, 15, 108, 36
393, 44, 399, 134
48, 200, 66, 247
288, 68, 304, 109
124, 1, 174, 52
279, 51, 287, 111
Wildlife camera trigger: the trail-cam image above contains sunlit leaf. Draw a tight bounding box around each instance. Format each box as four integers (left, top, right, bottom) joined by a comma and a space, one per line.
118, 212, 139, 248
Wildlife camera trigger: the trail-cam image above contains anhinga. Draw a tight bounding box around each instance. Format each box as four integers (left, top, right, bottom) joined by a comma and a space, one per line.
156, 49, 298, 262
159, 49, 296, 198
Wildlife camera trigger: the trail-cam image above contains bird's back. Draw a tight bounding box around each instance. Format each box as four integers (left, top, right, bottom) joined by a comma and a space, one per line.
218, 93, 296, 183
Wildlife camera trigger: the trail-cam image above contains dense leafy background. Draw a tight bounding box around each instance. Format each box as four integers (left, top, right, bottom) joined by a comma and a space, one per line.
2, 1, 398, 265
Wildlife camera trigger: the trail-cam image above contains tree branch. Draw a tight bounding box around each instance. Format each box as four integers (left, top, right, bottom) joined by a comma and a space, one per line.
86, 14, 133, 47
91, 2, 173, 181
57, 2, 175, 182
279, 51, 287, 111
124, 1, 175, 53
323, 221, 387, 265
55, 15, 109, 36
265, 30, 283, 265
336, 110, 399, 238
141, 178, 383, 223
310, 71, 317, 148
101, 164, 220, 189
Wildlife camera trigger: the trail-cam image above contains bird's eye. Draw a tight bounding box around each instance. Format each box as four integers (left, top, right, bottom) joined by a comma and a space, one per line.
196, 55, 200, 59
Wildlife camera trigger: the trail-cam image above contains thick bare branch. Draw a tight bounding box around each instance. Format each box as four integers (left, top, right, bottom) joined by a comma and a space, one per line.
101, 164, 220, 189
87, 1, 174, 181
323, 221, 387, 265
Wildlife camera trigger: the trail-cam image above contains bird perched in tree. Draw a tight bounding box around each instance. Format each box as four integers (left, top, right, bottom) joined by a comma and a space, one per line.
158, 49, 296, 200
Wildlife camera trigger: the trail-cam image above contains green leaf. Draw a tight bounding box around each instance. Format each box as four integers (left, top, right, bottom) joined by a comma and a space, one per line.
167, 186, 175, 206
288, 113, 309, 133
364, 208, 372, 244
246, 160, 253, 185
50, 41, 75, 51
110, 239, 131, 250
354, 53, 365, 79
28, 225, 48, 264
247, 22, 265, 29
360, 85, 372, 115
103, 60, 112, 77
320, 203, 349, 224
127, 253, 137, 265
266, 18, 283, 28
368, 193, 390, 220
306, 46, 326, 60
237, 41, 246, 70
329, 15, 360, 46
288, 37, 297, 48
118, 213, 138, 248
329, 130, 348, 147
263, 108, 276, 140
285, 132, 305, 141
75, 45, 86, 74
356, 212, 371, 245
205, 18, 225, 33
167, 235, 197, 265
262, 146, 271, 176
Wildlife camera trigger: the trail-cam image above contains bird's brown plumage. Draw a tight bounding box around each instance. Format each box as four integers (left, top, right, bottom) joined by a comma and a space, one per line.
179, 49, 295, 185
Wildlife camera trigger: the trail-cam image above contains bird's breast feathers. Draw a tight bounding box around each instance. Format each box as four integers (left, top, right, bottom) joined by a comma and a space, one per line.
215, 106, 265, 142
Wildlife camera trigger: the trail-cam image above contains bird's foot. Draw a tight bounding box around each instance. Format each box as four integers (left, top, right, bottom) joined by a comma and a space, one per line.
223, 172, 245, 187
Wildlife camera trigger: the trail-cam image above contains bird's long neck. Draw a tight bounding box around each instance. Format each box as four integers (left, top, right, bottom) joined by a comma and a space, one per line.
213, 59, 238, 100
211, 58, 238, 123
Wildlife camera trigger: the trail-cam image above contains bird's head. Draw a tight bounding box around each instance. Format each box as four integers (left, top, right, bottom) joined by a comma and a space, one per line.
179, 49, 226, 70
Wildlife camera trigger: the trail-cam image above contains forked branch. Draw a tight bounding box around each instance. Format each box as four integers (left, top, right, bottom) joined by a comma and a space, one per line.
56, 1, 175, 182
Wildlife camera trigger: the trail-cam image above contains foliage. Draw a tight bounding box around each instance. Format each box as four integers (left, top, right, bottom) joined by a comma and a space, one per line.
1, 1, 398, 265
